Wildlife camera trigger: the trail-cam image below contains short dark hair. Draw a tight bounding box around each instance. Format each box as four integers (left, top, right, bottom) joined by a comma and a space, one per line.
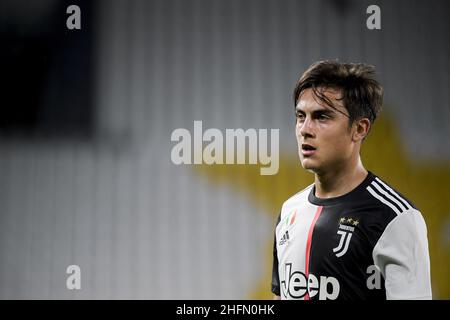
293, 60, 383, 125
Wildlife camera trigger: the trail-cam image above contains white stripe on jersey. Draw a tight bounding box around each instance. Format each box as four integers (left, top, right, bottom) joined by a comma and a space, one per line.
371, 180, 406, 213
374, 177, 412, 210
366, 185, 402, 215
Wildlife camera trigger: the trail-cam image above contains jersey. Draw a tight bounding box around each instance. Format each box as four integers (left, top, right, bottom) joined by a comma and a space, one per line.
271, 171, 432, 300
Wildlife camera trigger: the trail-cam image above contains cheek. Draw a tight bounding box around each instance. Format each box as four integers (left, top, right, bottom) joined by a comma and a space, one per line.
320, 126, 352, 151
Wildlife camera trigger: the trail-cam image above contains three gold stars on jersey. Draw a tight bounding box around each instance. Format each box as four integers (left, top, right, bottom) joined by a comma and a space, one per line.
340, 217, 360, 226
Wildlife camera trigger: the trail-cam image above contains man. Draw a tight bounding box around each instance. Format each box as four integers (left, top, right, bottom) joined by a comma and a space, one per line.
271, 60, 432, 300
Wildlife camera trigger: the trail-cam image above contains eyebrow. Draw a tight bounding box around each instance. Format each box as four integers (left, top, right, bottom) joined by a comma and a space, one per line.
295, 107, 336, 116
296, 105, 349, 118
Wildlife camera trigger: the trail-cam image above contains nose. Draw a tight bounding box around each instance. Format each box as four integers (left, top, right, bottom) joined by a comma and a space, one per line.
297, 117, 314, 138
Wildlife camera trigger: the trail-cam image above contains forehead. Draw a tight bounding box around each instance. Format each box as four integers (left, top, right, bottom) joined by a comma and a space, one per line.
296, 87, 345, 113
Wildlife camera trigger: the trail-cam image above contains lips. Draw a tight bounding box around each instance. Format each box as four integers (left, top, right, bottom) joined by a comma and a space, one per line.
301, 143, 317, 156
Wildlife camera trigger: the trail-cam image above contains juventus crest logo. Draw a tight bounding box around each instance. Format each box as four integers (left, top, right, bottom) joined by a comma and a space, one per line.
333, 217, 359, 258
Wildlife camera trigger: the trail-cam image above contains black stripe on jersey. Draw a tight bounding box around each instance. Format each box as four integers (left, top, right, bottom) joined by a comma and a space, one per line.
374, 177, 412, 211
367, 181, 406, 215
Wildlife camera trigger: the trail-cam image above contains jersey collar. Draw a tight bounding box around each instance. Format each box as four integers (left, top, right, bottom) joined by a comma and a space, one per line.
308, 171, 375, 206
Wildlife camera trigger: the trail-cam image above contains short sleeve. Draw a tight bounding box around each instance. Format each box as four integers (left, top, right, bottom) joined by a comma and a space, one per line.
372, 209, 432, 299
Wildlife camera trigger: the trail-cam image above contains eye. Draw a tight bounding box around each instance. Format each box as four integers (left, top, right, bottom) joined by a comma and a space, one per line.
317, 114, 330, 121
296, 111, 305, 121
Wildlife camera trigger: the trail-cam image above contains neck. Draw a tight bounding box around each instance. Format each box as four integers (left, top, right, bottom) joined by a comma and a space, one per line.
314, 157, 368, 199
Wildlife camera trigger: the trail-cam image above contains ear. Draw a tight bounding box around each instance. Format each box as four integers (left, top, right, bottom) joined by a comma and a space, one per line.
352, 118, 371, 142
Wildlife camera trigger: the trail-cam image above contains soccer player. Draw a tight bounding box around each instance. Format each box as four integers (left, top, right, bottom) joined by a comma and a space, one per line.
272, 60, 432, 300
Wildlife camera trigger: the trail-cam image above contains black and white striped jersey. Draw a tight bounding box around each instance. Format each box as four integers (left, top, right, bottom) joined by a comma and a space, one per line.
271, 171, 432, 300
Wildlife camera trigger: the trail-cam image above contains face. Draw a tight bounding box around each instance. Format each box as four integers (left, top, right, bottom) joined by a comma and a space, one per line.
295, 88, 358, 174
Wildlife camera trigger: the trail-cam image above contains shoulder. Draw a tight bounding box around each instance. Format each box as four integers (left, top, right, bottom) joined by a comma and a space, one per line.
282, 183, 314, 208
362, 173, 426, 244
364, 174, 418, 216
275, 183, 314, 223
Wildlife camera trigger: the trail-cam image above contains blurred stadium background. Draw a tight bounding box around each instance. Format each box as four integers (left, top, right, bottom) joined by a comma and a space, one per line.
0, 0, 449, 299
